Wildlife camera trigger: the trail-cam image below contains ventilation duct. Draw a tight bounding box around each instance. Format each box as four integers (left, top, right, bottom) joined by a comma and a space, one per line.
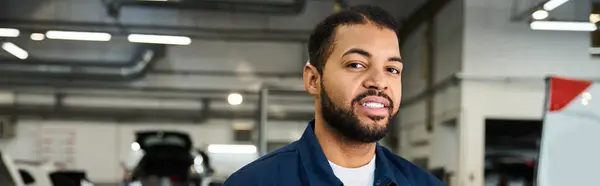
0, 44, 165, 81
108, 0, 307, 17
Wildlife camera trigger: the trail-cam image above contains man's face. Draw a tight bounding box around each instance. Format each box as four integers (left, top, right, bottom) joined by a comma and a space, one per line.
318, 23, 402, 143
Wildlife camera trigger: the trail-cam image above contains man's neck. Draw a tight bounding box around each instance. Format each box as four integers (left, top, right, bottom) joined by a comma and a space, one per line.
314, 117, 377, 168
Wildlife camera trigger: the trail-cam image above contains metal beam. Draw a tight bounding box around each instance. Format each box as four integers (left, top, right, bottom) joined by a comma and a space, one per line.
0, 105, 314, 123
10, 90, 313, 105
0, 79, 308, 97
149, 69, 303, 79
397, 0, 454, 46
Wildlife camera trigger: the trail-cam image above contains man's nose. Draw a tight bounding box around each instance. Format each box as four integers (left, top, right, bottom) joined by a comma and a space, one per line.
362, 69, 388, 91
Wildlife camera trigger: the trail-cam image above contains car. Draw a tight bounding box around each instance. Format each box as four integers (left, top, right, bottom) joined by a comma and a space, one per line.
12, 160, 55, 186
122, 130, 212, 186
0, 151, 26, 186
2, 154, 94, 186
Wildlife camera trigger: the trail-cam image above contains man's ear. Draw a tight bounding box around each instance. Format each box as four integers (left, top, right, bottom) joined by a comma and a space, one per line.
303, 64, 320, 96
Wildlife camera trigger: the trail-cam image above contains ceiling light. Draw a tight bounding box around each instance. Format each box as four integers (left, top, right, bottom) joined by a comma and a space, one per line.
207, 144, 257, 154
530, 21, 597, 31
30, 33, 45, 41
0, 28, 20, 37
228, 93, 243, 106
532, 10, 549, 20
591, 14, 600, 24
127, 34, 192, 45
131, 142, 141, 151
2, 42, 28, 60
589, 47, 600, 54
46, 30, 112, 41
543, 0, 569, 11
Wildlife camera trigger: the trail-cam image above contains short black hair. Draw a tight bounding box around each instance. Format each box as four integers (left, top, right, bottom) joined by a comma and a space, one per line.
308, 5, 399, 74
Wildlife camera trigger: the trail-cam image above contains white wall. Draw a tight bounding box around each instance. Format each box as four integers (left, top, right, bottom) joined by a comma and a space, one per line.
0, 118, 308, 183
398, 1, 463, 184
460, 0, 600, 186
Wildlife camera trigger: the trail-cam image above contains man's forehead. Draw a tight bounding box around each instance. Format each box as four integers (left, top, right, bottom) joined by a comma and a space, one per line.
333, 24, 399, 47
330, 24, 400, 56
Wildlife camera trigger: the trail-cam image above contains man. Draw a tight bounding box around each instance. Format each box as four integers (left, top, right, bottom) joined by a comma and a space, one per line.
223, 5, 444, 186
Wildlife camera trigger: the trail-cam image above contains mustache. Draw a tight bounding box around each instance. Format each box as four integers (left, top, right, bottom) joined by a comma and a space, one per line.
351, 90, 394, 110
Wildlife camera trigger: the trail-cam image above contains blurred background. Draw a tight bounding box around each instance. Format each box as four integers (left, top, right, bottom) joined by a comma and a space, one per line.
0, 0, 599, 186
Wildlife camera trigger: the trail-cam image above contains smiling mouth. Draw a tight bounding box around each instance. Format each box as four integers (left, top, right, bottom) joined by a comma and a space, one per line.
361, 102, 386, 108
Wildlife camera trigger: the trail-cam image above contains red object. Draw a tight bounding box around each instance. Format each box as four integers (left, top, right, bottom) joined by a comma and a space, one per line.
548, 76, 593, 112
169, 176, 180, 182
525, 161, 534, 167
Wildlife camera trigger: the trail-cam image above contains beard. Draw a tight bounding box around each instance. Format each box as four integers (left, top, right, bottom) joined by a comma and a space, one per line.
320, 84, 396, 143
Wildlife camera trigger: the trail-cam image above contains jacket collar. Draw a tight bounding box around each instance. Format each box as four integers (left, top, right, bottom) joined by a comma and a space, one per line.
296, 119, 400, 186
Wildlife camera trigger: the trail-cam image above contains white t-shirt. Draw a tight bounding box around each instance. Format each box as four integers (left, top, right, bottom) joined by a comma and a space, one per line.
328, 155, 377, 186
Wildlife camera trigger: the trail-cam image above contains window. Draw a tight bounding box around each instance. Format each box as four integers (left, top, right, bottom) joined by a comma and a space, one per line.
234, 129, 252, 142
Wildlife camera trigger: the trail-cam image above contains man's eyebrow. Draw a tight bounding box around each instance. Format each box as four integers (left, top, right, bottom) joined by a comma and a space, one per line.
343, 48, 402, 63
342, 48, 371, 58
389, 57, 403, 63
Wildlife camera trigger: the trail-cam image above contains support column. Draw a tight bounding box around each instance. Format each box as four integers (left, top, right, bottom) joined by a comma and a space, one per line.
258, 87, 269, 156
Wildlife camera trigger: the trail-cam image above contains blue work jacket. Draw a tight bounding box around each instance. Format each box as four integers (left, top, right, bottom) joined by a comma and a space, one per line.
223, 120, 445, 186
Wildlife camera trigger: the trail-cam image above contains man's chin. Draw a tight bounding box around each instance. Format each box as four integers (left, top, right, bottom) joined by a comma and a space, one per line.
357, 115, 389, 125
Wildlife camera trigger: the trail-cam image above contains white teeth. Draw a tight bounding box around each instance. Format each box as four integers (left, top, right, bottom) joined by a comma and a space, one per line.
362, 102, 384, 108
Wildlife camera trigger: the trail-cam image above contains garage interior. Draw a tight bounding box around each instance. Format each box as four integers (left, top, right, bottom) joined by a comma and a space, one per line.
1, 0, 599, 186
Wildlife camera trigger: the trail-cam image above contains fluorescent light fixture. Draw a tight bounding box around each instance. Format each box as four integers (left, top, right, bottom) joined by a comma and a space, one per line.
591, 14, 600, 24
194, 156, 203, 165
543, 0, 569, 11
0, 28, 20, 37
2, 42, 28, 60
228, 93, 243, 106
46, 30, 112, 41
207, 144, 257, 154
532, 10, 549, 20
530, 21, 597, 31
589, 47, 600, 54
30, 33, 45, 41
128, 34, 191, 45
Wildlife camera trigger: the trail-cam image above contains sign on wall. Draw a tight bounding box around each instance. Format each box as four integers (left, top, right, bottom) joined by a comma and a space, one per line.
536, 76, 599, 186
39, 128, 77, 170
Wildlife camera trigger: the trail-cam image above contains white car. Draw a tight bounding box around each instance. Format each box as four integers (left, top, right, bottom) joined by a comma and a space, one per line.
0, 150, 93, 186
0, 151, 26, 186
12, 160, 55, 186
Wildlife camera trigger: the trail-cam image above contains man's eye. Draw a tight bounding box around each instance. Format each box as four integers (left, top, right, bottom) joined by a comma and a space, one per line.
387, 68, 400, 74
348, 63, 365, 69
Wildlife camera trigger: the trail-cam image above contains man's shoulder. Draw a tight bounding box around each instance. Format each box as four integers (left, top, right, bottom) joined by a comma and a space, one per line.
223, 142, 301, 185
379, 147, 445, 186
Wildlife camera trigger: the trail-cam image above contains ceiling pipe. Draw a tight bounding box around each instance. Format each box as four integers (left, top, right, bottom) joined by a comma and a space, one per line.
1, 19, 311, 43
0, 44, 166, 81
107, 0, 307, 18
